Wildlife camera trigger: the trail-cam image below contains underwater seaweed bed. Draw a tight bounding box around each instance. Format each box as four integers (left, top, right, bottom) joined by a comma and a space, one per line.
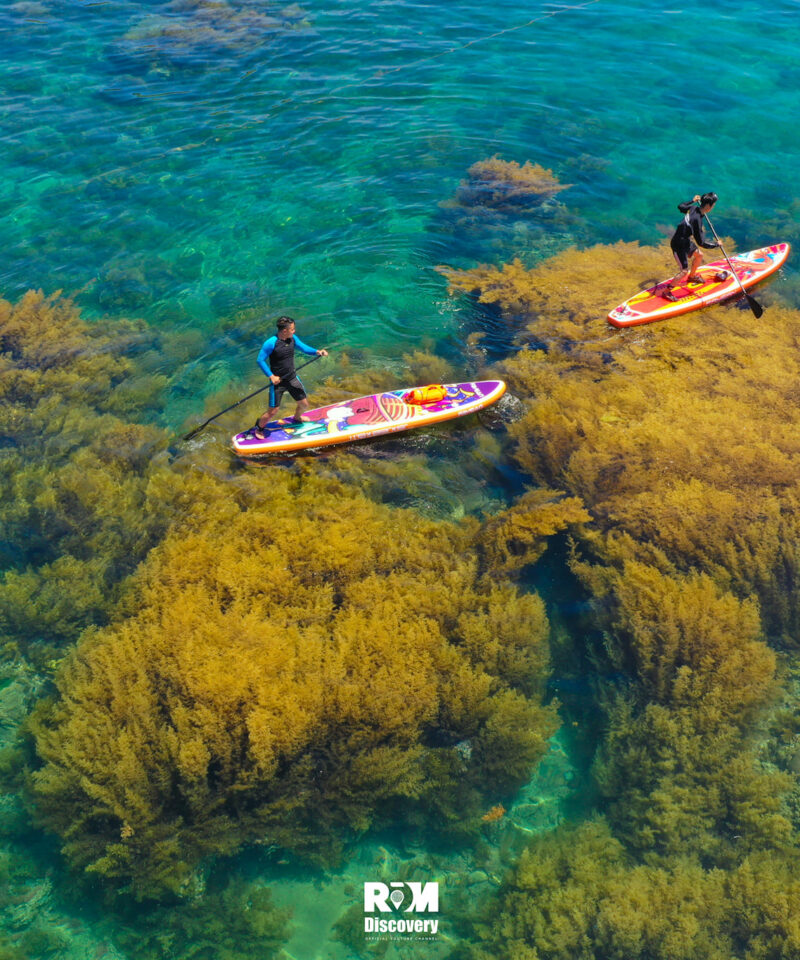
441, 240, 800, 640
3, 184, 800, 957
435, 158, 587, 283
0, 292, 180, 661
19, 439, 586, 902
437, 231, 800, 957
109, 0, 311, 74
454, 157, 571, 211
451, 819, 800, 960
0, 288, 594, 954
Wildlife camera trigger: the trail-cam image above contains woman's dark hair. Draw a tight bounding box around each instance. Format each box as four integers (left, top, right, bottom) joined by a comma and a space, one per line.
276, 316, 295, 330
700, 192, 718, 207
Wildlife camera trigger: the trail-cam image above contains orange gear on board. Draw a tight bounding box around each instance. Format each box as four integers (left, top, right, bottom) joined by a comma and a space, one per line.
402, 384, 448, 405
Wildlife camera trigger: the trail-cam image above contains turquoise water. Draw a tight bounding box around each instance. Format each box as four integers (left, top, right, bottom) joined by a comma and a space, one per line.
3, 0, 799, 372
2, 1, 800, 957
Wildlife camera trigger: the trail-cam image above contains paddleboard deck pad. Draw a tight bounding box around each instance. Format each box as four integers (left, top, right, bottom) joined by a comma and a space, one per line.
232, 379, 507, 456
607, 243, 790, 328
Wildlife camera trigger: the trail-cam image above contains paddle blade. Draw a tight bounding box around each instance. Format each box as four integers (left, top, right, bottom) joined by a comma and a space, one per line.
183, 425, 204, 442
746, 294, 764, 319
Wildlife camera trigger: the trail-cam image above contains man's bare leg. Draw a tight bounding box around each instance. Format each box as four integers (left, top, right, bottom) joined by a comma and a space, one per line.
293, 398, 310, 422
254, 406, 280, 436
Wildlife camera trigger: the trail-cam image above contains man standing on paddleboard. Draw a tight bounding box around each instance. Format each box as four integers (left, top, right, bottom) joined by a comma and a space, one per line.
662, 192, 721, 300
252, 317, 328, 437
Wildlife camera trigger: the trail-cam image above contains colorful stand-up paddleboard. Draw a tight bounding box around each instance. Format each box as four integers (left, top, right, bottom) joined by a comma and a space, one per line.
607, 243, 790, 328
232, 380, 507, 456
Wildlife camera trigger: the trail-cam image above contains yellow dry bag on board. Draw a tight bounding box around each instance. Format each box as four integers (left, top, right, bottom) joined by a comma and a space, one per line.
403, 384, 448, 405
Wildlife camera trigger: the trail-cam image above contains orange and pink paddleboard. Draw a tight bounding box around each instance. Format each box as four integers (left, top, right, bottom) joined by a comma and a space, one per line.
232, 380, 507, 456
607, 243, 790, 328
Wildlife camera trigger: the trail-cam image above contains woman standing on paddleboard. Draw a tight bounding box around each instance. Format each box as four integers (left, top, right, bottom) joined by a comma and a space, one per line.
662, 192, 720, 300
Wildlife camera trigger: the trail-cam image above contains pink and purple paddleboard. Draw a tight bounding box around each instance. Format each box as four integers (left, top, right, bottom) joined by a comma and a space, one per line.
232, 380, 507, 456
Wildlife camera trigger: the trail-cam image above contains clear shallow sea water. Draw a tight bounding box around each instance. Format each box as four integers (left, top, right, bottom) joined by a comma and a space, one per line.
2, 0, 799, 371
2, 0, 800, 957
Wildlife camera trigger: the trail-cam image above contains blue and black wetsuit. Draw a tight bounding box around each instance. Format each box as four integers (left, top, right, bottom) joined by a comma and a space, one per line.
671, 200, 718, 269
257, 334, 319, 407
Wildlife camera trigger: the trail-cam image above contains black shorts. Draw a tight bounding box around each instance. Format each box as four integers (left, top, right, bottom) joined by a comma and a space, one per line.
270, 376, 306, 407
670, 239, 697, 271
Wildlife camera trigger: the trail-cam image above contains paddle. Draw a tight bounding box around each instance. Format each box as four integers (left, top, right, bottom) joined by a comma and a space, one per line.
182, 352, 328, 442
701, 211, 764, 319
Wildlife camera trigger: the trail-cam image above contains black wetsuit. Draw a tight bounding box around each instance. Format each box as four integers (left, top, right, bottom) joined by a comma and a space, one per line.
670, 201, 718, 269
257, 334, 318, 407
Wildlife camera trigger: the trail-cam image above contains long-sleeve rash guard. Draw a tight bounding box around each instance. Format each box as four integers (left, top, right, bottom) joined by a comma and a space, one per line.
257, 334, 318, 380
671, 201, 718, 252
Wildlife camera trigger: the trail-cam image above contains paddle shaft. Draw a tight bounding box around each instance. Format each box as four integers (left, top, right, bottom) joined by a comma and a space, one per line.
701, 211, 764, 319
183, 352, 327, 441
